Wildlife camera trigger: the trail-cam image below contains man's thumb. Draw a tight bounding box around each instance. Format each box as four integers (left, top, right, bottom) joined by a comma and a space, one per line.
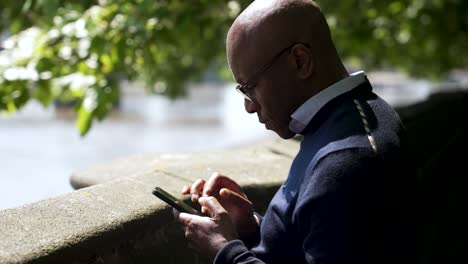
219, 188, 252, 207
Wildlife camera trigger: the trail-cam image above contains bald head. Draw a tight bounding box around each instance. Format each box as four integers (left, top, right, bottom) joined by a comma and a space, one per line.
227, 0, 346, 85
228, 0, 322, 47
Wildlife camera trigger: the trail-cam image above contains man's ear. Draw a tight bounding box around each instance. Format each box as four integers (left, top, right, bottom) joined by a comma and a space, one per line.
291, 44, 314, 79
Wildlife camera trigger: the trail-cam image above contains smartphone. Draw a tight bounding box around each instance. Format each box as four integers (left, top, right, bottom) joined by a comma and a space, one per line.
152, 186, 201, 215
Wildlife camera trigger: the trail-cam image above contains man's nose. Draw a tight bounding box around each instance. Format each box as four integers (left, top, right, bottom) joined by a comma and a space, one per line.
244, 98, 258, 114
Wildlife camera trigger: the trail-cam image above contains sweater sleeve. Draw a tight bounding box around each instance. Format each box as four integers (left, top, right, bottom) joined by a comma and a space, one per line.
214, 212, 265, 264
214, 240, 266, 264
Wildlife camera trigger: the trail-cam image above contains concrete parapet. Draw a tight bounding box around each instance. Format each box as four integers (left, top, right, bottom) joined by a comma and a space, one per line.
0, 139, 298, 263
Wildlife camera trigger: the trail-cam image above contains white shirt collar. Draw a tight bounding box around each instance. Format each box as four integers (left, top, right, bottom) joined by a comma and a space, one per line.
289, 71, 368, 134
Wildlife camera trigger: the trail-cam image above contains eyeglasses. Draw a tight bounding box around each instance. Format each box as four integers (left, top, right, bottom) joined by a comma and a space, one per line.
235, 42, 310, 102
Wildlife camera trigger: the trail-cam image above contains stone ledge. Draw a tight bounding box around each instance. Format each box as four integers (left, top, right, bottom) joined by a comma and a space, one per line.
0, 139, 298, 263
70, 138, 299, 190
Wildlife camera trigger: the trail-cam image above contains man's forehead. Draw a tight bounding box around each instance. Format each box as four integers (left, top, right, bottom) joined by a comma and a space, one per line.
228, 28, 290, 84
228, 45, 258, 84
227, 24, 259, 81
227, 0, 301, 82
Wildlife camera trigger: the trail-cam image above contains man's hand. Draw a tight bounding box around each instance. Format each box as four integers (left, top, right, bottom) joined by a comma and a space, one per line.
181, 172, 245, 202
182, 173, 259, 242
175, 196, 238, 262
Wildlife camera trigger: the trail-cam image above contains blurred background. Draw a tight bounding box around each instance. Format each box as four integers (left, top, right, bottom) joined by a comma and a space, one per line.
0, 0, 467, 262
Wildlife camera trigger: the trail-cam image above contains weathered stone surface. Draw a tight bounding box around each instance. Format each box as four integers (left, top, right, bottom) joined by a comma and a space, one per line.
69, 153, 163, 190
0, 138, 299, 264
70, 138, 299, 190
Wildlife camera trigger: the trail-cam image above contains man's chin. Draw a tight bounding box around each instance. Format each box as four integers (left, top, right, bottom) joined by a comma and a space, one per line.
264, 121, 296, 139
272, 128, 296, 139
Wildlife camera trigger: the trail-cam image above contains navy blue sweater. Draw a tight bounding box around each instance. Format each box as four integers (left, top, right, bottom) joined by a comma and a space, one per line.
215, 81, 415, 264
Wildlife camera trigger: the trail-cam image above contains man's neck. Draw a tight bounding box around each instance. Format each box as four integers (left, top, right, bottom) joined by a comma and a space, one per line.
307, 67, 349, 98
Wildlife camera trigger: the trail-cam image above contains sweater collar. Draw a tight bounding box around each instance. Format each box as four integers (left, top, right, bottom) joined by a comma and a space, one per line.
289, 71, 368, 134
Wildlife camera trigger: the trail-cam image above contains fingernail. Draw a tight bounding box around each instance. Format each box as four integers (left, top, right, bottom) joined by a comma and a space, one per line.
220, 188, 228, 197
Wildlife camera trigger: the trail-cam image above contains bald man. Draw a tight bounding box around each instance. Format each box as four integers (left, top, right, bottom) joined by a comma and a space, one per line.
176, 0, 415, 263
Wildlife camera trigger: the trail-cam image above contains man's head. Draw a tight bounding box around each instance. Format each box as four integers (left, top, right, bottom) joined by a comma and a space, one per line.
226, 0, 348, 139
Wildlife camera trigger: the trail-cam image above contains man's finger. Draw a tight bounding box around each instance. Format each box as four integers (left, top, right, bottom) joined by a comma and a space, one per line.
176, 212, 189, 225
181, 185, 190, 195
177, 212, 206, 225
203, 173, 243, 197
198, 196, 228, 219
203, 172, 223, 196
190, 179, 206, 202
219, 188, 252, 207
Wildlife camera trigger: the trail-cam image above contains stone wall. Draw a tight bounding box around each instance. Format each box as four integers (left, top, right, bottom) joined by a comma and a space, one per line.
0, 89, 466, 264
0, 140, 297, 264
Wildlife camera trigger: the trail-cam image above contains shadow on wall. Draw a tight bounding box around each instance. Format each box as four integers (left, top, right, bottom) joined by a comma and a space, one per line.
397, 89, 468, 264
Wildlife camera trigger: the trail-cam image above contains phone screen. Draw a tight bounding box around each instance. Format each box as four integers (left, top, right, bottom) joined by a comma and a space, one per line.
152, 187, 201, 215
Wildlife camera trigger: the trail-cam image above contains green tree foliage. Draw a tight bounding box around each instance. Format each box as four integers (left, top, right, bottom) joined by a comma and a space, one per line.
0, 0, 249, 135
1, 0, 466, 135
320, 0, 468, 77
